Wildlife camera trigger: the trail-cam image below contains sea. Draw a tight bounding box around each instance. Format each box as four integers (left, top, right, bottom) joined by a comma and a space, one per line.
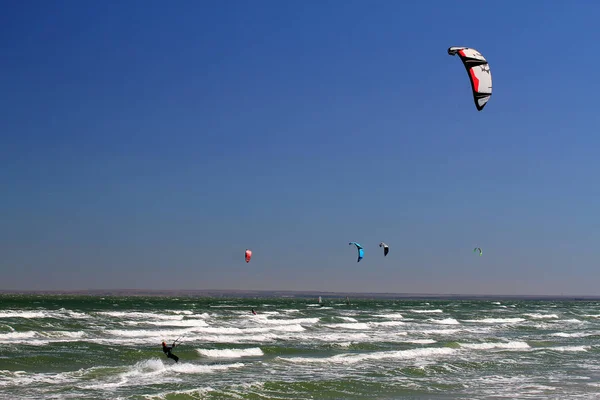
0, 294, 599, 399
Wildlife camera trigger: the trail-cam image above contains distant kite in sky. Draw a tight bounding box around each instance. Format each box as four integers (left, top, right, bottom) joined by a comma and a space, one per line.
448, 46, 492, 111
379, 242, 389, 257
349, 242, 364, 262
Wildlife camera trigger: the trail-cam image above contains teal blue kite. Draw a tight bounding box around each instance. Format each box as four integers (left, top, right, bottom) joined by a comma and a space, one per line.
349, 242, 364, 262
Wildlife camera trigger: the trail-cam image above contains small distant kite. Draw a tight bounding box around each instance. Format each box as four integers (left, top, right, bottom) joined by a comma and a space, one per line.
447, 46, 492, 111
474, 247, 482, 256
349, 242, 364, 262
245, 249, 252, 263
379, 242, 389, 257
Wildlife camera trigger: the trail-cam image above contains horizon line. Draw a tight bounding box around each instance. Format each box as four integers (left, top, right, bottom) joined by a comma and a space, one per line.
1, 288, 599, 300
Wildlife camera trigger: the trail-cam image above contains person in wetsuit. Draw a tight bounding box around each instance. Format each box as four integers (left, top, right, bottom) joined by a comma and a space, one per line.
162, 341, 179, 363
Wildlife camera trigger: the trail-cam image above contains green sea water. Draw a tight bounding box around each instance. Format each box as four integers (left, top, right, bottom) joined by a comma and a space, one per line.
0, 295, 599, 399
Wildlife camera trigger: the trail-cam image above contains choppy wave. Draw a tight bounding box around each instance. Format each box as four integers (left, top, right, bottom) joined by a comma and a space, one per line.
197, 347, 264, 358
459, 341, 530, 350
0, 295, 599, 399
279, 346, 456, 364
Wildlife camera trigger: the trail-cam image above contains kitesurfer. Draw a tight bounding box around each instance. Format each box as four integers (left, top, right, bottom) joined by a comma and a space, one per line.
162, 341, 179, 363
251, 308, 257, 315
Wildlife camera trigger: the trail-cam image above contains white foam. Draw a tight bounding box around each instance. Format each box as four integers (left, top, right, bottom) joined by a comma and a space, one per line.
106, 328, 185, 338
196, 347, 263, 358
315, 330, 409, 343
323, 323, 371, 330
0, 369, 76, 388
582, 314, 600, 318
421, 329, 461, 335
112, 358, 246, 386
187, 313, 210, 319
279, 347, 455, 365
168, 310, 194, 315
429, 318, 460, 325
255, 311, 279, 316
543, 346, 590, 352
463, 318, 525, 324
163, 359, 243, 374
369, 321, 405, 327
558, 318, 584, 324
57, 308, 91, 319
524, 313, 559, 319
459, 341, 530, 350
374, 313, 403, 320
334, 342, 353, 347
550, 332, 593, 338
182, 333, 278, 344
295, 332, 370, 343
129, 319, 209, 328
136, 387, 214, 399
97, 311, 182, 321
195, 326, 245, 334
244, 324, 305, 333
252, 317, 319, 326
0, 331, 37, 341
39, 330, 85, 339
406, 339, 437, 344
337, 317, 358, 322
0, 311, 48, 319
410, 309, 443, 314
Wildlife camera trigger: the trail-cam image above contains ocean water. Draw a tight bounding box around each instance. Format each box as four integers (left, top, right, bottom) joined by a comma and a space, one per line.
0, 295, 599, 399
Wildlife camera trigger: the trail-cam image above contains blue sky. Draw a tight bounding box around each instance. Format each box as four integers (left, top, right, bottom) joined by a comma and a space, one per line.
1, 1, 599, 295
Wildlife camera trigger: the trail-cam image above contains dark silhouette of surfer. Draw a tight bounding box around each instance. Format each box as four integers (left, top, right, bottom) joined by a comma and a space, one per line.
251, 308, 257, 315
162, 341, 179, 363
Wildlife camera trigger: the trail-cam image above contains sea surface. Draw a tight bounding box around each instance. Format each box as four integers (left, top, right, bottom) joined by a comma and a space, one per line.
0, 295, 599, 399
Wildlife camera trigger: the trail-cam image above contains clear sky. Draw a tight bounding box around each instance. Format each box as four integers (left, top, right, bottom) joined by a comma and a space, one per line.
2, 1, 599, 295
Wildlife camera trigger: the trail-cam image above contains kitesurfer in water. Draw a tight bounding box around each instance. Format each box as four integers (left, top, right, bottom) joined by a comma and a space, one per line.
251, 308, 257, 315
162, 341, 179, 363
